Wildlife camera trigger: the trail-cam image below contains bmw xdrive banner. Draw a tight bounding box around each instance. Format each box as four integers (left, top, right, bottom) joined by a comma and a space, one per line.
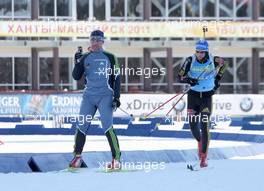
0, 94, 263, 116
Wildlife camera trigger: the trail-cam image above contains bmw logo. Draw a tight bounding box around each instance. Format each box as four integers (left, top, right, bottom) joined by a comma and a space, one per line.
240, 97, 253, 112
173, 99, 186, 112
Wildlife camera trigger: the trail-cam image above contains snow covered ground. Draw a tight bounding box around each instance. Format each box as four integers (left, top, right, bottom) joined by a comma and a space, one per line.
0, 134, 263, 191
0, 158, 263, 191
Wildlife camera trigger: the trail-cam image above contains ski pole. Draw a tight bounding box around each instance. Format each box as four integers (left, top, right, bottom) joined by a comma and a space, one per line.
203, 26, 208, 39
144, 92, 182, 118
144, 63, 210, 119
165, 87, 190, 116
165, 61, 214, 117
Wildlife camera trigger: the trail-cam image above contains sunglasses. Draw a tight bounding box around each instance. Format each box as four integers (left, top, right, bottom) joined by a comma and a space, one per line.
90, 36, 104, 42
196, 50, 206, 54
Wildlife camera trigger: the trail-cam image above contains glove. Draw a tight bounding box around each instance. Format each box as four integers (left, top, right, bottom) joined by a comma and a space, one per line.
186, 77, 199, 87
74, 49, 83, 64
214, 75, 221, 91
74, 52, 82, 64
112, 98, 121, 111
214, 79, 220, 91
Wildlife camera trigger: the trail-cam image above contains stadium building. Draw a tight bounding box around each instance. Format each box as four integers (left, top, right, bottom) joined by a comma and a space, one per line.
0, 0, 263, 94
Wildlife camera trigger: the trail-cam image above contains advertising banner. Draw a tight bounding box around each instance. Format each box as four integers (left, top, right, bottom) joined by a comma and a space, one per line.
0, 94, 81, 116
1, 21, 264, 38
0, 94, 263, 117
118, 94, 264, 117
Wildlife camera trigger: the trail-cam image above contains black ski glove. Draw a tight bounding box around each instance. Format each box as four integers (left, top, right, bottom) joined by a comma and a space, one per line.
214, 75, 221, 91
74, 47, 83, 64
186, 77, 199, 87
112, 98, 121, 111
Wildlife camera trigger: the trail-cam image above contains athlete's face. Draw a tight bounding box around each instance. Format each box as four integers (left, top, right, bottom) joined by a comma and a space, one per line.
195, 50, 206, 61
90, 36, 104, 51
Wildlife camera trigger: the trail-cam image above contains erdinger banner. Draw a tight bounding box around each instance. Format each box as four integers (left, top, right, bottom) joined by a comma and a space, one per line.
0, 94, 263, 116
1, 21, 264, 38
0, 94, 81, 116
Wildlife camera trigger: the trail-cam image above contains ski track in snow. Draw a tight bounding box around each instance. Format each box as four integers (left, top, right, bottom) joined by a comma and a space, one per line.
0, 159, 263, 191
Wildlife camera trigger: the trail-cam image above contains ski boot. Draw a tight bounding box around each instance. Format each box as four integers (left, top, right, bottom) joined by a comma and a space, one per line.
69, 154, 83, 168
200, 152, 208, 168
